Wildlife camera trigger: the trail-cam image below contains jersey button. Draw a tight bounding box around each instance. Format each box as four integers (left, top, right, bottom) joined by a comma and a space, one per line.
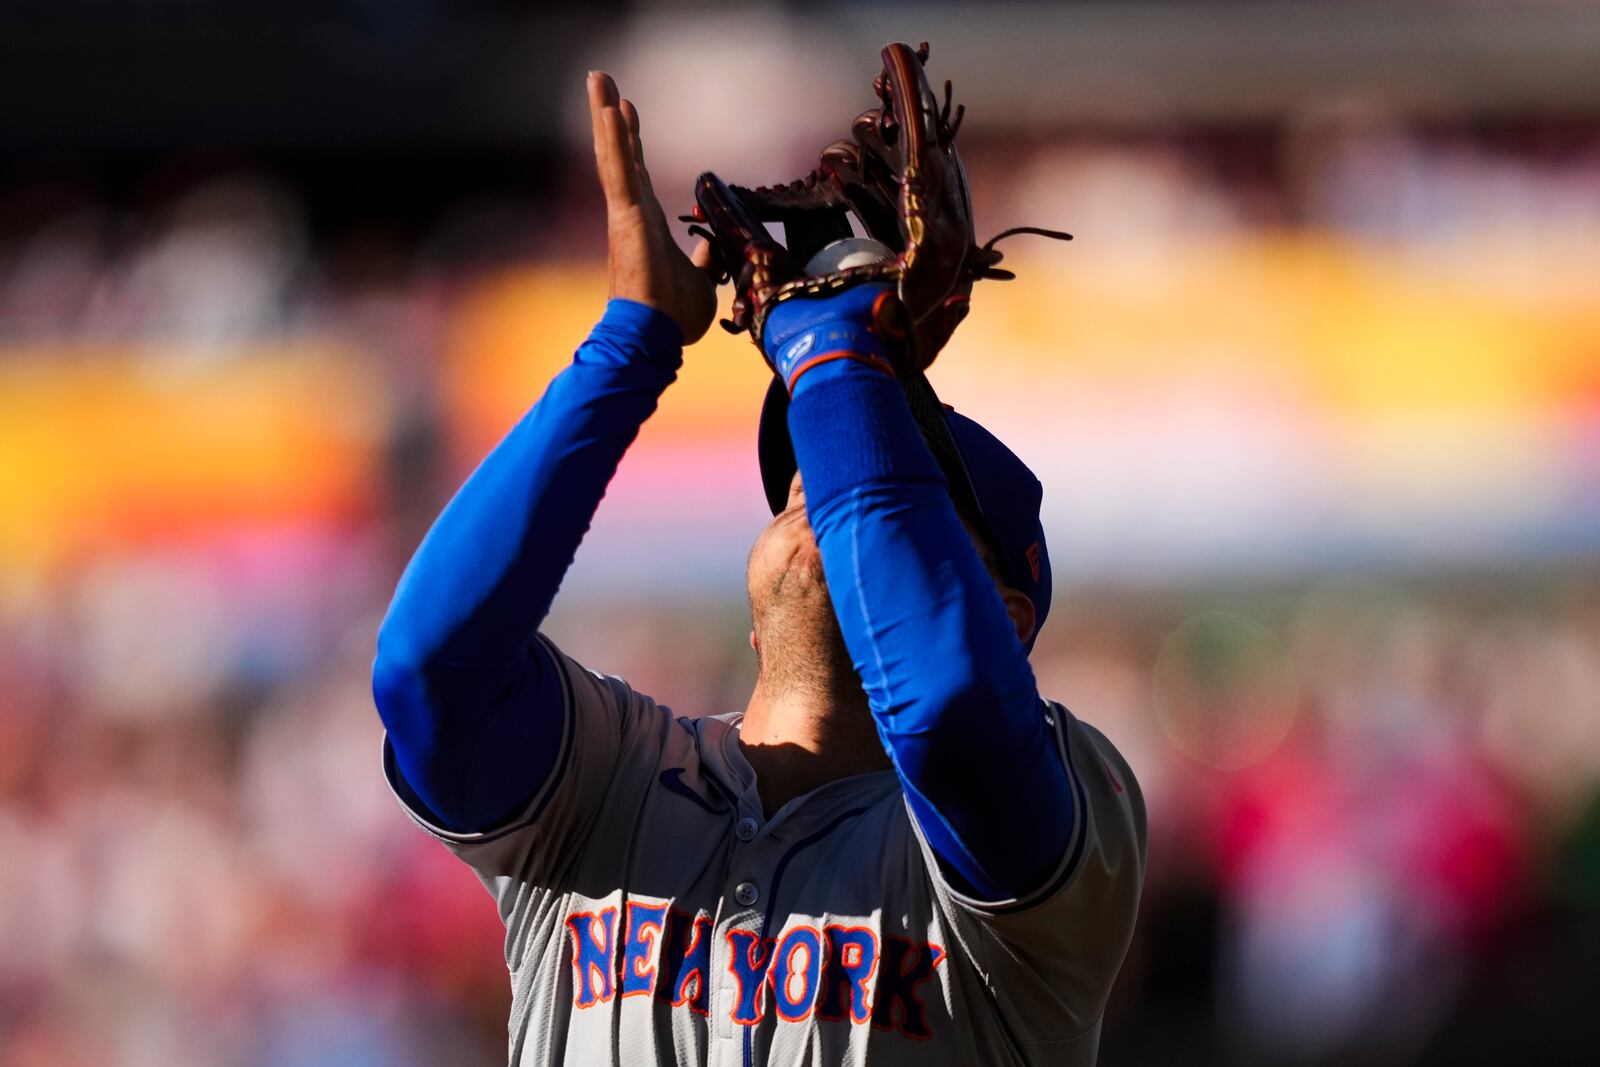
735, 817, 759, 842
734, 881, 759, 906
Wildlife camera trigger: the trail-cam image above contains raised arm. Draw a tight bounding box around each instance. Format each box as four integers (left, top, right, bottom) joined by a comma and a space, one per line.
770, 287, 1075, 902
371, 73, 715, 833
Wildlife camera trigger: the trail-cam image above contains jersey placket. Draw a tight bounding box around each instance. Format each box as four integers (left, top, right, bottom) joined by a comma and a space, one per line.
710, 785, 776, 1063
693, 716, 904, 1066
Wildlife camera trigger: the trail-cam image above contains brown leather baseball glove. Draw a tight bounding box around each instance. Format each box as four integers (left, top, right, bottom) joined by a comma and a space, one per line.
686, 41, 1069, 374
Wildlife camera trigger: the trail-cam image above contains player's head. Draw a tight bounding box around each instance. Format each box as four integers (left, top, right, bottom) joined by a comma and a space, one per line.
750, 376, 1052, 655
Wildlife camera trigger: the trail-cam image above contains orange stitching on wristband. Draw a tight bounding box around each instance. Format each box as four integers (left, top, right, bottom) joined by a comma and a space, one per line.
870, 291, 908, 340
786, 350, 896, 393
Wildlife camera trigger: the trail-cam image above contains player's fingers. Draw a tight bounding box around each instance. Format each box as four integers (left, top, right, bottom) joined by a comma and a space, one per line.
599, 108, 645, 207
619, 96, 640, 140
619, 98, 655, 193
588, 70, 621, 114
587, 72, 618, 190
619, 99, 643, 160
691, 238, 715, 272
587, 73, 628, 184
588, 74, 642, 209
587, 70, 619, 158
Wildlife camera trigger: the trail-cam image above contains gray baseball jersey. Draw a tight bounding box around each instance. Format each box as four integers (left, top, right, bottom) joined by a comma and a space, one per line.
384, 637, 1146, 1066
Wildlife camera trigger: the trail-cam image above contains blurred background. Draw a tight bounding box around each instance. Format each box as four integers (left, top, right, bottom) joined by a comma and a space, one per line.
2, 2, 1599, 1064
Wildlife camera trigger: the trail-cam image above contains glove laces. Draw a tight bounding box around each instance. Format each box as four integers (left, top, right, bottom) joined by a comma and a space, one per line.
971, 226, 1073, 281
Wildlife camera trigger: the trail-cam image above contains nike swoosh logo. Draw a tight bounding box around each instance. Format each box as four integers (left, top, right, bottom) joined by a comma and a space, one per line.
659, 767, 730, 815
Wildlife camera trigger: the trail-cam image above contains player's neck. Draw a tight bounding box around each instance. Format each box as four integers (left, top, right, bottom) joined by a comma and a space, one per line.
740, 651, 888, 817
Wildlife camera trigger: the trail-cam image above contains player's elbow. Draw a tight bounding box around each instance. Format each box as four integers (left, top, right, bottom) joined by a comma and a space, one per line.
372, 600, 458, 697
371, 625, 441, 733
371, 646, 417, 723
371, 634, 409, 688
370, 646, 467, 811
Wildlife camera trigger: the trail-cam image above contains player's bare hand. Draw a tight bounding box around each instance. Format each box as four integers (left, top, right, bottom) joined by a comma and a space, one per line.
588, 71, 718, 344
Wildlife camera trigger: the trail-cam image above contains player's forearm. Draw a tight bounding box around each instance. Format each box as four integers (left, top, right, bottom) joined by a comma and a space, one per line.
373, 298, 682, 830
377, 299, 680, 670
788, 362, 1073, 899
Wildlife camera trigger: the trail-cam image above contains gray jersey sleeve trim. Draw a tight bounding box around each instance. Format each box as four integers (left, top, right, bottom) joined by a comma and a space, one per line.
380, 632, 577, 846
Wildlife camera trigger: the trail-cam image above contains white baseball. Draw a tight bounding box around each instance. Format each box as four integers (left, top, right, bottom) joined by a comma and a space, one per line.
804, 237, 894, 274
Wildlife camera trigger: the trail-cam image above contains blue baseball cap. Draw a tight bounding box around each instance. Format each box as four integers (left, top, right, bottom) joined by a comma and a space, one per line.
757, 375, 1053, 652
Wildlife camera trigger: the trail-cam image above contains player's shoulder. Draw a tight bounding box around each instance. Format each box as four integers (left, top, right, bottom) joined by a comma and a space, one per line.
1024, 699, 1148, 898
542, 638, 642, 711
541, 638, 674, 722
1049, 702, 1143, 813
537, 638, 727, 777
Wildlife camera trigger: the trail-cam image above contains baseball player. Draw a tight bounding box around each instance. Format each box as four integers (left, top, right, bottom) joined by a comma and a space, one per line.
373, 52, 1145, 1067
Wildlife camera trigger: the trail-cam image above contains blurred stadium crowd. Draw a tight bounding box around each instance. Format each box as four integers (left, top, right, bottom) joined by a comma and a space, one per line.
4, 9, 1600, 1066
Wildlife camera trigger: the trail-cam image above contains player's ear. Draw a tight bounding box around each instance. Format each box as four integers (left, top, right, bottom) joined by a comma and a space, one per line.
999, 587, 1036, 647
749, 629, 760, 654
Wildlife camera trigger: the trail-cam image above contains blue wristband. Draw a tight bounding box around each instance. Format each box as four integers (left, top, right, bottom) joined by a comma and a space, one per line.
762, 283, 898, 391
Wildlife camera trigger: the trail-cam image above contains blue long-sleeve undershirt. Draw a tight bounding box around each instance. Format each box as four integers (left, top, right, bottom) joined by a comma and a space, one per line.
787, 359, 1075, 901
372, 298, 682, 832
373, 295, 1074, 900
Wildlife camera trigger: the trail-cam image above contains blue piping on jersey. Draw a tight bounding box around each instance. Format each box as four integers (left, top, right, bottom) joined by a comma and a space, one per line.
659, 768, 733, 816
746, 805, 873, 1067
